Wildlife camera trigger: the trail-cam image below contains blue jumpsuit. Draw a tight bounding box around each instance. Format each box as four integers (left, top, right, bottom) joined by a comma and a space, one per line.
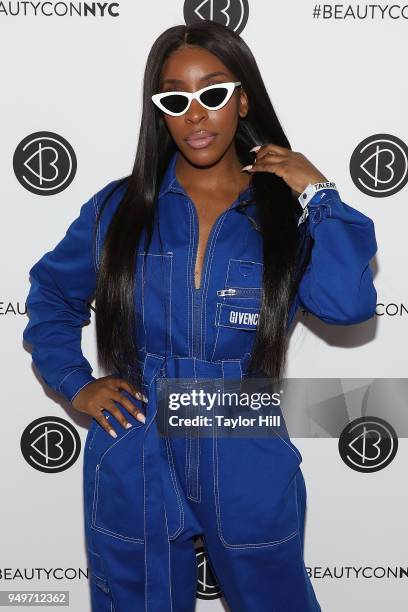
23, 150, 377, 611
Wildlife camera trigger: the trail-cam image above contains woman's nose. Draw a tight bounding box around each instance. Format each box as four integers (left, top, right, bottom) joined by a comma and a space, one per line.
185, 98, 207, 124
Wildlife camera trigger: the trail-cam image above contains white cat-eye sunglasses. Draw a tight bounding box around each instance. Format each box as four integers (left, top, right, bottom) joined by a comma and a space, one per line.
151, 81, 242, 116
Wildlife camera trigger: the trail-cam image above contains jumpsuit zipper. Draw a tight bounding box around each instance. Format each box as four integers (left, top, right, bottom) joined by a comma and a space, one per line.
217, 287, 262, 298
188, 197, 237, 360
186, 195, 239, 502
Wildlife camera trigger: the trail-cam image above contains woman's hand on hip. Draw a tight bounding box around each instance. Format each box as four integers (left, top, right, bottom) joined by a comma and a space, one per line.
72, 375, 148, 437
242, 144, 328, 195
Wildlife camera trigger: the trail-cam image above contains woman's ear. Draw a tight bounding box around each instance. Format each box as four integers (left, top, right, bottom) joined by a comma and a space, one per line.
238, 87, 249, 119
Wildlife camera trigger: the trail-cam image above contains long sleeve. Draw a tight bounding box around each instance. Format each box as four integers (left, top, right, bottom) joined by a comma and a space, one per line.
23, 191, 101, 404
293, 188, 377, 325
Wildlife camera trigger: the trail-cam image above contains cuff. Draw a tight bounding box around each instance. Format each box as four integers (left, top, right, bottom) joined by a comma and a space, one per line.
297, 185, 341, 227
58, 368, 97, 404
307, 187, 341, 207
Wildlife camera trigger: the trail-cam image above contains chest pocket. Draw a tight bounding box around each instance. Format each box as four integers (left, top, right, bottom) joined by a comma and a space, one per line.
135, 252, 173, 356
211, 259, 263, 362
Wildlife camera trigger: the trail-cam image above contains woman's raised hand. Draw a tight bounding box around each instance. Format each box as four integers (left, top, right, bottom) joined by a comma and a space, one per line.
242, 144, 328, 195
72, 375, 148, 438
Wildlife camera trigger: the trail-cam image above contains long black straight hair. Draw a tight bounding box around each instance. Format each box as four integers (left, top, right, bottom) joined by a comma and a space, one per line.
94, 20, 313, 388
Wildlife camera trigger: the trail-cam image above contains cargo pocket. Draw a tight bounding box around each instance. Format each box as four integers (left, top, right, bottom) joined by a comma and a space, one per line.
136, 252, 173, 356
213, 433, 302, 548
89, 398, 146, 544
87, 548, 116, 611
211, 258, 263, 361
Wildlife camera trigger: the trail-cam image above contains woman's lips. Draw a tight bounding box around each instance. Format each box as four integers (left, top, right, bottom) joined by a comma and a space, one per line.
185, 131, 217, 149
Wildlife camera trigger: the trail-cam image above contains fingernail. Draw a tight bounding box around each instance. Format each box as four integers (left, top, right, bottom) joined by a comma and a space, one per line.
142, 394, 148, 403
250, 145, 261, 152
109, 429, 117, 438
241, 165, 253, 172
136, 413, 146, 424
125, 422, 133, 429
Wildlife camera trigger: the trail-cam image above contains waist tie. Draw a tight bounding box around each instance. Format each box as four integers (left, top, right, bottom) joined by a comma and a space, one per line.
140, 354, 247, 612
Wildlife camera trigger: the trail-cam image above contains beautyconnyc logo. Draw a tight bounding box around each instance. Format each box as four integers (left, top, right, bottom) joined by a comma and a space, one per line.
349, 133, 408, 197
311, 4, 408, 20
307, 565, 408, 579
376, 302, 408, 317
195, 546, 222, 600
0, 301, 26, 315
13, 131, 77, 195
0, 567, 88, 580
0, 2, 119, 17
20, 416, 81, 473
338, 416, 398, 473
184, 0, 249, 34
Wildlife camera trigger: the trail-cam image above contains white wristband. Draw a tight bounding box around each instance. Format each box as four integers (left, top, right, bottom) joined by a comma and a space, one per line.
298, 181, 337, 209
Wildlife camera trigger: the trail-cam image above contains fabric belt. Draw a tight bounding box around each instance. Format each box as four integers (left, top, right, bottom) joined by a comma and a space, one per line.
139, 354, 247, 611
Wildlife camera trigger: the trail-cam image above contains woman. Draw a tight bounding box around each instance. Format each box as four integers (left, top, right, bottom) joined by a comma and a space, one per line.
23, 20, 377, 612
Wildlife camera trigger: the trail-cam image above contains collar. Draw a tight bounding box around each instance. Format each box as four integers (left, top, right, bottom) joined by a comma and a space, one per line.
158, 149, 254, 209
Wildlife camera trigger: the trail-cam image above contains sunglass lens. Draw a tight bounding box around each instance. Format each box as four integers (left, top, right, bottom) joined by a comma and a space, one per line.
160, 94, 188, 114
200, 86, 229, 108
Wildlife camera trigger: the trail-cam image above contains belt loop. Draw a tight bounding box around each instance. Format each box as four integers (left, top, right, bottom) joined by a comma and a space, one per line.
142, 353, 166, 394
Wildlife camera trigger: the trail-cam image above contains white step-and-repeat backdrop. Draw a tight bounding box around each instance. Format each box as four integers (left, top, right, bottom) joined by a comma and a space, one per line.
2, 1, 407, 610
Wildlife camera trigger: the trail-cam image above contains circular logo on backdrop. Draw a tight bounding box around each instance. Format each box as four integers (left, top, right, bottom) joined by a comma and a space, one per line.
195, 546, 222, 600
184, 0, 249, 34
20, 416, 81, 473
338, 416, 398, 473
13, 131, 77, 195
349, 133, 408, 197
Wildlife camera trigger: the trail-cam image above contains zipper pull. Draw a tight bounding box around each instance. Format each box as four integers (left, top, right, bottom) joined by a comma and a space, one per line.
217, 288, 236, 297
